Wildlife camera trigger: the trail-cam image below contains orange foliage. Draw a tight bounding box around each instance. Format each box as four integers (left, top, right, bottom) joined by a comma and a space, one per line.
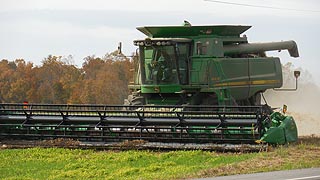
0, 52, 133, 104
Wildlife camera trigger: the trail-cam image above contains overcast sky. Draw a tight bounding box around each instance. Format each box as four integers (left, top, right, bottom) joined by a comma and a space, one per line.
1, 0, 319, 83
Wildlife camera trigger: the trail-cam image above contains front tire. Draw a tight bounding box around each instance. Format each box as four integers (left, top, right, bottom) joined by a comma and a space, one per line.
124, 92, 145, 107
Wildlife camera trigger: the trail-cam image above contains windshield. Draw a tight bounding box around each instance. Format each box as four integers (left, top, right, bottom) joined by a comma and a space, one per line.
140, 46, 178, 85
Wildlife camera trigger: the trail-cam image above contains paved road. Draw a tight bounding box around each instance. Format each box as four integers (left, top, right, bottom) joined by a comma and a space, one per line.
196, 168, 320, 180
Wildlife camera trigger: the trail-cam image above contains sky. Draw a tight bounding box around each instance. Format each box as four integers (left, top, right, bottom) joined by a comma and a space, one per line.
1, 0, 320, 83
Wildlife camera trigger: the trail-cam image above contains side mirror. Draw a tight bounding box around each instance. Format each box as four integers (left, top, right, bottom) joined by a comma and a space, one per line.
294, 70, 301, 79
274, 70, 301, 91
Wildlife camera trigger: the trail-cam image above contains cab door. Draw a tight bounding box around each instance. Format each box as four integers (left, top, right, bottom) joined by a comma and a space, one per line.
176, 43, 191, 85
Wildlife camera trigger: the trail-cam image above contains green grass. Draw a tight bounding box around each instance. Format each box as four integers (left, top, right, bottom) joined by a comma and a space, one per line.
0, 148, 257, 180
0, 137, 319, 180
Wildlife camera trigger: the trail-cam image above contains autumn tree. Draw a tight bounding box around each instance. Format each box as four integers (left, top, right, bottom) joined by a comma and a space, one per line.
71, 51, 132, 104
8, 59, 35, 102
0, 51, 133, 104
0, 60, 16, 102
35, 55, 81, 103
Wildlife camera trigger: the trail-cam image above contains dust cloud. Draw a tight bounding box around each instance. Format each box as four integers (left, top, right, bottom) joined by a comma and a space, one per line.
263, 63, 320, 136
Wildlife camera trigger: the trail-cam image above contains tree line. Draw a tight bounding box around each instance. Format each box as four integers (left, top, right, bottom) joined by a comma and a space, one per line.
0, 52, 133, 104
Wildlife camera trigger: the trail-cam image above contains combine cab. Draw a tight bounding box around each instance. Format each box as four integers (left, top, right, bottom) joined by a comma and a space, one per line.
0, 24, 300, 148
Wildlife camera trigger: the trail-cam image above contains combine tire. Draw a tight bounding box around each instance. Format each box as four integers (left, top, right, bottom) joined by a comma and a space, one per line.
124, 94, 145, 106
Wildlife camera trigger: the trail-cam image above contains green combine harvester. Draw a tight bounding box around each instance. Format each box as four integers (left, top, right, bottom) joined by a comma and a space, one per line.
0, 24, 300, 148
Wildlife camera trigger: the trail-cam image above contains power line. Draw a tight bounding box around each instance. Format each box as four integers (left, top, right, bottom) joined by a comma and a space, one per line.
204, 0, 320, 13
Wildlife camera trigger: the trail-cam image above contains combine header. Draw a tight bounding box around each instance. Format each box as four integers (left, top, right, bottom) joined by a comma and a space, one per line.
0, 24, 300, 148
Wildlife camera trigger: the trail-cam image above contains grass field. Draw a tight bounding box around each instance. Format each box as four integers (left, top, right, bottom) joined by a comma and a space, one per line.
0, 137, 319, 180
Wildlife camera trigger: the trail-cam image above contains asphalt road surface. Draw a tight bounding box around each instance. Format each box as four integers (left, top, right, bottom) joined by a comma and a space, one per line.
196, 168, 320, 180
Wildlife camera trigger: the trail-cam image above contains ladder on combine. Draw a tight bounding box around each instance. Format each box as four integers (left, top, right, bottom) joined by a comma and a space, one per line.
0, 103, 269, 145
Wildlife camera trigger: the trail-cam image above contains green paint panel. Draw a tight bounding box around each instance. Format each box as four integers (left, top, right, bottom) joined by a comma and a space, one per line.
207, 57, 283, 100
280, 116, 298, 143
141, 84, 182, 93
190, 58, 208, 84
260, 127, 286, 144
260, 112, 298, 144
